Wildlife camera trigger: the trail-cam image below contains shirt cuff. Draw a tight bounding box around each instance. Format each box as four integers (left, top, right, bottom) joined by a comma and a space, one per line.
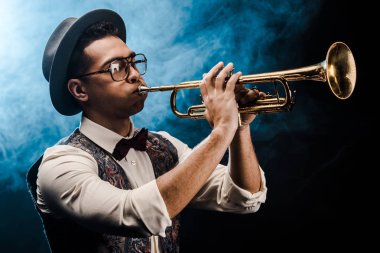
131, 180, 172, 237
221, 167, 267, 212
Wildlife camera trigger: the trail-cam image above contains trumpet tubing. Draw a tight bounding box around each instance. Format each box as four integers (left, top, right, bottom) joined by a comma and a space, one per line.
138, 42, 356, 119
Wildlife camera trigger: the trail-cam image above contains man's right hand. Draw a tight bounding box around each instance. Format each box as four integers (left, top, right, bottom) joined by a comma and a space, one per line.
157, 62, 244, 218
200, 62, 241, 136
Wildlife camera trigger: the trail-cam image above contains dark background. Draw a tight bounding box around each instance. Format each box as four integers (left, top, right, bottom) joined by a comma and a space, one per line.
180, 1, 375, 252
0, 1, 374, 252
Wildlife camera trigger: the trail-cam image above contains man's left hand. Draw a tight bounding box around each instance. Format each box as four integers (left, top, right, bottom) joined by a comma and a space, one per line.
235, 85, 266, 128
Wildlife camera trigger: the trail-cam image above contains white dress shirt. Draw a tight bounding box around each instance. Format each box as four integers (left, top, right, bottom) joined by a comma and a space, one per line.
36, 117, 267, 252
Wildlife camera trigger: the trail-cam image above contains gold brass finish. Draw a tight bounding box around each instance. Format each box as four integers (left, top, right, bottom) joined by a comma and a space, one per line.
138, 42, 356, 119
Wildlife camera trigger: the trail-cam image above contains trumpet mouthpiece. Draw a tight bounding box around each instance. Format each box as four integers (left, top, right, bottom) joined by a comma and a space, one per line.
138, 85, 148, 95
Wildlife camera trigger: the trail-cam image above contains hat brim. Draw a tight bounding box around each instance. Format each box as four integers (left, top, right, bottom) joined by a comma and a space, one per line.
49, 9, 126, 116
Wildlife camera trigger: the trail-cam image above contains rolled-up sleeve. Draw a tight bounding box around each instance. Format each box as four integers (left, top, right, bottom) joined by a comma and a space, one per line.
189, 165, 267, 213
219, 166, 267, 212
157, 131, 267, 214
37, 145, 171, 237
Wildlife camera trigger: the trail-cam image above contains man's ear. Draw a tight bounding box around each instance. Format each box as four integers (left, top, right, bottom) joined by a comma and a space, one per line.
68, 79, 88, 102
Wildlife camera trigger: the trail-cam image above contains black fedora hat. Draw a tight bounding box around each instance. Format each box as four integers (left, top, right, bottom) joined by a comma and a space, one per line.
42, 9, 126, 116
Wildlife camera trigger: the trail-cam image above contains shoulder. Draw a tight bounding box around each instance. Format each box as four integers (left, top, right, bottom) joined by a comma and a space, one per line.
43, 144, 94, 158
39, 144, 98, 173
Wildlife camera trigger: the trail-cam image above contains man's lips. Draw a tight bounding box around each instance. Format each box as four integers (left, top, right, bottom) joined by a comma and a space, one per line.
134, 83, 147, 95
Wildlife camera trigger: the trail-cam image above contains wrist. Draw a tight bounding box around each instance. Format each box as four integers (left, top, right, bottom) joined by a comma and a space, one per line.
212, 124, 236, 142
236, 124, 250, 133
231, 124, 251, 145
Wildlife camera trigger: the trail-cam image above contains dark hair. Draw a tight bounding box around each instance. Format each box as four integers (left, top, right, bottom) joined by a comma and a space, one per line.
67, 21, 119, 79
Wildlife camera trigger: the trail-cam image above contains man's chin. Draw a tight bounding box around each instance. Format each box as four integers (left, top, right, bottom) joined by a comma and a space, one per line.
128, 101, 145, 116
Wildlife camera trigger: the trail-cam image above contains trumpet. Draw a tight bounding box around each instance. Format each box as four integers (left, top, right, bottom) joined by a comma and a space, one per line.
138, 42, 356, 119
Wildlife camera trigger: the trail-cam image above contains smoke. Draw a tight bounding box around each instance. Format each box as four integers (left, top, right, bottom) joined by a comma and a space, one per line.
0, 0, 321, 190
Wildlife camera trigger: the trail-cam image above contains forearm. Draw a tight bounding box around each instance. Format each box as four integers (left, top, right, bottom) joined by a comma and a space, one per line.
156, 127, 234, 218
229, 126, 262, 193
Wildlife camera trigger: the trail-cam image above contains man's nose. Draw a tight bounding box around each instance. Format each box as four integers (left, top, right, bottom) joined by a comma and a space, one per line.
126, 65, 140, 83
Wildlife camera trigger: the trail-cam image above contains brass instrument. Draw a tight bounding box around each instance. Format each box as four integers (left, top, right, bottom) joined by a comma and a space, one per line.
138, 42, 356, 119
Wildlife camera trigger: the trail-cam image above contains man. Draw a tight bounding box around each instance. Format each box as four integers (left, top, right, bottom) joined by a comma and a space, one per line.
27, 9, 267, 253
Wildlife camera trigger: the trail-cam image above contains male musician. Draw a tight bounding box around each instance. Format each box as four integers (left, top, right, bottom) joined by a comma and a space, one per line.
27, 9, 267, 253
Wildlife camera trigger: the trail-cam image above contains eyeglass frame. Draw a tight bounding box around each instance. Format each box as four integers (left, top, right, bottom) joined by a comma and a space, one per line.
73, 53, 147, 81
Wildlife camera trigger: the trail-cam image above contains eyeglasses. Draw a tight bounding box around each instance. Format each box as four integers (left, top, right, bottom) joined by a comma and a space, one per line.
74, 53, 147, 81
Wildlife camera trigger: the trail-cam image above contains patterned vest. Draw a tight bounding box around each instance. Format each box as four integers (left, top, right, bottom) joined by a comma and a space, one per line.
27, 129, 180, 253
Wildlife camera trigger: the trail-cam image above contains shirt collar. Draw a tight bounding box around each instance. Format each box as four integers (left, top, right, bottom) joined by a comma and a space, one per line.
79, 116, 135, 154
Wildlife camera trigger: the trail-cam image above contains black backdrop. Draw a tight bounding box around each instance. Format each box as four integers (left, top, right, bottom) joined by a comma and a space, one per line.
179, 1, 375, 251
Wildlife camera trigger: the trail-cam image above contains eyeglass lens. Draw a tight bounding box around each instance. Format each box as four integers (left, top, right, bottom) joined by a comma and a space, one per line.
110, 54, 146, 81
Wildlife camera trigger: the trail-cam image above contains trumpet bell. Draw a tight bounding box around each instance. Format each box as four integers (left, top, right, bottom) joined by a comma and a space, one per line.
326, 42, 356, 99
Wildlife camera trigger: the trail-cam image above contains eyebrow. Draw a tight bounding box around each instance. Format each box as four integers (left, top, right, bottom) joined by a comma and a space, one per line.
100, 52, 136, 69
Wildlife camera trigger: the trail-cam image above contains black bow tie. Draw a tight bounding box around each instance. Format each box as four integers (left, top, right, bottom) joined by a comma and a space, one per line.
112, 128, 148, 161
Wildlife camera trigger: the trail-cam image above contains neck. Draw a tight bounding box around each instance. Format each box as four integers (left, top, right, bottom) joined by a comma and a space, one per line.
84, 112, 132, 137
